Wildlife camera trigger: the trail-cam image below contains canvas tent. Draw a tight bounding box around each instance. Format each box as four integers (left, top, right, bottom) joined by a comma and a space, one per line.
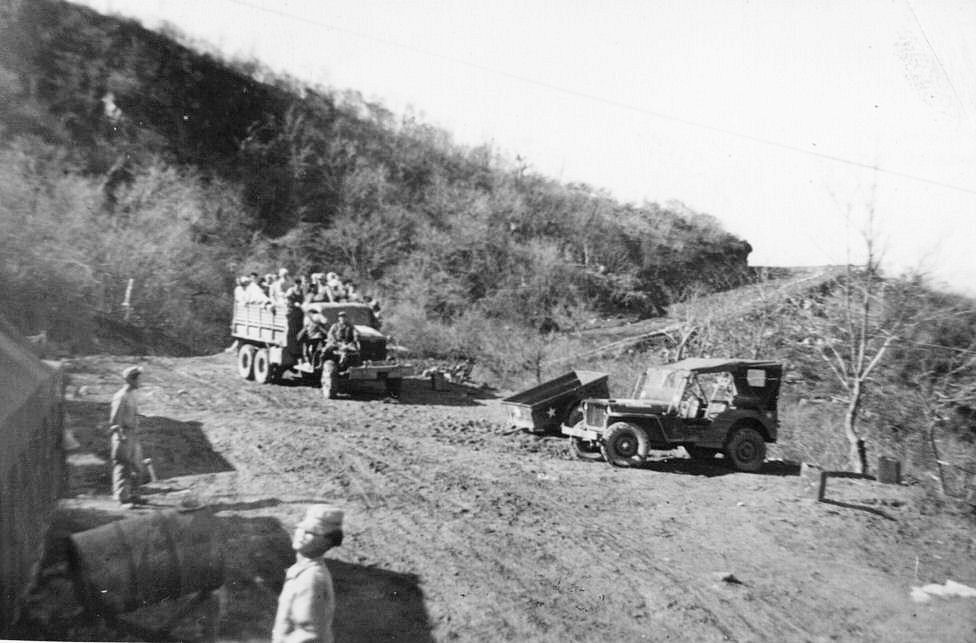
0, 318, 64, 634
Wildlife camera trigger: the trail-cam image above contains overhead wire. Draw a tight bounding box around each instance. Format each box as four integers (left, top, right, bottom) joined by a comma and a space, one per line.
223, 0, 976, 197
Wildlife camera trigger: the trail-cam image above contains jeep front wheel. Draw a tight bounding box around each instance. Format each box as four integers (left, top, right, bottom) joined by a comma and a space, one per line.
601, 422, 649, 468
724, 426, 766, 472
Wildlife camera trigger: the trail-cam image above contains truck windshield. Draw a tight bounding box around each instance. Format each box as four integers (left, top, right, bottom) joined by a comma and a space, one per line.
637, 368, 687, 401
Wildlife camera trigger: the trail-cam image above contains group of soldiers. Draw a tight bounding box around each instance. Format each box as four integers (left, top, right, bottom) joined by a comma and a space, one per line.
235, 268, 380, 315
108, 366, 344, 642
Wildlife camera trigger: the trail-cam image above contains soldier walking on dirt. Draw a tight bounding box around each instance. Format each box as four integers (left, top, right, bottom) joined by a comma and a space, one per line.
109, 366, 148, 506
272, 505, 344, 643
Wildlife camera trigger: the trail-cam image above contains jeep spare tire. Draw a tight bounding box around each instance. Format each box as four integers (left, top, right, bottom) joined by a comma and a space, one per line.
724, 426, 766, 472
601, 422, 649, 467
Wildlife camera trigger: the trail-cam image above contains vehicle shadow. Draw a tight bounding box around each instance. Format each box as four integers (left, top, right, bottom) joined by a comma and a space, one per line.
64, 400, 234, 496
640, 455, 802, 478
281, 375, 496, 407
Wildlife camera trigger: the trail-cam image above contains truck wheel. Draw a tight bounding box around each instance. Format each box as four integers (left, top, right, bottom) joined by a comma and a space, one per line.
253, 348, 272, 384
601, 422, 649, 468
237, 345, 256, 380
724, 426, 766, 472
321, 360, 337, 399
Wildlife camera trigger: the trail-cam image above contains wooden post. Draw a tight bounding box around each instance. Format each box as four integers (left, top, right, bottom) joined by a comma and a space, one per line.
122, 278, 134, 321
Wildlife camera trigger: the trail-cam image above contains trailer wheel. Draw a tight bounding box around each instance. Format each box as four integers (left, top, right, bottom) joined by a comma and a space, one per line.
724, 426, 766, 472
237, 345, 256, 380
321, 360, 337, 399
601, 422, 649, 468
568, 425, 603, 462
253, 348, 273, 384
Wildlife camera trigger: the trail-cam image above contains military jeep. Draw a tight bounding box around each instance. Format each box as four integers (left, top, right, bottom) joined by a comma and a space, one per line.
562, 358, 783, 471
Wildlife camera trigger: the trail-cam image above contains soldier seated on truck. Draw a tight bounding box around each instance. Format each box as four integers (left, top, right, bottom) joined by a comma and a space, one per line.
297, 310, 330, 366
325, 311, 360, 370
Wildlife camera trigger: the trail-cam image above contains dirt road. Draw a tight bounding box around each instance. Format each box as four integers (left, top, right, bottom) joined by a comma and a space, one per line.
35, 353, 976, 641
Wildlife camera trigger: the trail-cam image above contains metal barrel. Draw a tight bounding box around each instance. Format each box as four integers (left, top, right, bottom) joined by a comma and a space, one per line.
67, 507, 224, 615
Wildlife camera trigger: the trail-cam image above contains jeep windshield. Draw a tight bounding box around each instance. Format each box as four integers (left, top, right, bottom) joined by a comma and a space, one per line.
635, 366, 688, 403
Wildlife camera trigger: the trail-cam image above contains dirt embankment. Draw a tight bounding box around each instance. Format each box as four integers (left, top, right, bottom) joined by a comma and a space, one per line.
20, 353, 976, 642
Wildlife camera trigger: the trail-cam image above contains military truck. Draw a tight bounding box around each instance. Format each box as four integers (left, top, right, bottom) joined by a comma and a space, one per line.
562, 358, 783, 471
231, 301, 406, 398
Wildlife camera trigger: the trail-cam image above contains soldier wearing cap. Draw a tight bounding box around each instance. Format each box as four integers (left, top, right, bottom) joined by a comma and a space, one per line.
272, 505, 344, 643
325, 311, 360, 370
109, 366, 147, 505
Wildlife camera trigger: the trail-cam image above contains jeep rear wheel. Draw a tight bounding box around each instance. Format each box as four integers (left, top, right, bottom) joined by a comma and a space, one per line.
601, 422, 649, 468
237, 344, 256, 380
724, 426, 766, 472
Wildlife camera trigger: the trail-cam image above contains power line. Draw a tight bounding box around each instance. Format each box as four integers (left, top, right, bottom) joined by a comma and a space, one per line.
224, 0, 976, 197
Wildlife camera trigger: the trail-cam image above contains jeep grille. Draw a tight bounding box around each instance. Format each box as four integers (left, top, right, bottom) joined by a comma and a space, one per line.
586, 404, 607, 427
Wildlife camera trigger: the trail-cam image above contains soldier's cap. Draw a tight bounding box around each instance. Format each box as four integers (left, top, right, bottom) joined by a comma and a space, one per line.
298, 504, 343, 535
337, 311, 347, 317
122, 366, 142, 381
278, 268, 289, 277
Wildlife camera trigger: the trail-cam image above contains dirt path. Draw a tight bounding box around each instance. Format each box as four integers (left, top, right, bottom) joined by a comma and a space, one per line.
36, 353, 976, 641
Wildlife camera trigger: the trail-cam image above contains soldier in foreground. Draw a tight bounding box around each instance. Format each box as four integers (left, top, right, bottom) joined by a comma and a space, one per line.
109, 365, 147, 506
272, 505, 344, 643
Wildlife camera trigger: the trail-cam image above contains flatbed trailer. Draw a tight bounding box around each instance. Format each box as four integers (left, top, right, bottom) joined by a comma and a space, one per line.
501, 370, 609, 434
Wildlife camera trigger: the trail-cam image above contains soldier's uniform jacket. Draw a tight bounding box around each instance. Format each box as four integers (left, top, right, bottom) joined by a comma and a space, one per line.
109, 387, 139, 433
271, 557, 336, 643
327, 321, 358, 346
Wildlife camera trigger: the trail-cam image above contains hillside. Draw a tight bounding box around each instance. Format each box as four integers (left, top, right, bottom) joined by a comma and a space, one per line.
1, 0, 753, 358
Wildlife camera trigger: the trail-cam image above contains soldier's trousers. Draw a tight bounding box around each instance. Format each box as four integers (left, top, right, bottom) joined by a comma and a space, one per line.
111, 430, 145, 502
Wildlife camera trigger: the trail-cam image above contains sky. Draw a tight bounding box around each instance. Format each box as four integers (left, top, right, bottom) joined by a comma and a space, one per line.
78, 0, 976, 293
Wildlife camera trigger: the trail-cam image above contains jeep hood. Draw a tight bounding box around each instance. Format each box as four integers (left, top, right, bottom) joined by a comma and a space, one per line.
590, 398, 671, 414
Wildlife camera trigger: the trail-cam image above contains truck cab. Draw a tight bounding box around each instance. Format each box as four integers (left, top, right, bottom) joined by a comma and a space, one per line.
563, 358, 783, 471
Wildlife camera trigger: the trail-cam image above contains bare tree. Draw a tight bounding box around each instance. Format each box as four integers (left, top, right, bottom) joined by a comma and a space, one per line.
811, 223, 900, 474
902, 292, 976, 496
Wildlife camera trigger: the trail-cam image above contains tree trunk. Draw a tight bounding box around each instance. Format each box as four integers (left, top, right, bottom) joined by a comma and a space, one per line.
844, 383, 868, 474
927, 420, 948, 496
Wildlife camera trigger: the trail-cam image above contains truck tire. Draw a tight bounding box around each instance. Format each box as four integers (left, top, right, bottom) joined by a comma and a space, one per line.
724, 426, 766, 472
321, 360, 337, 399
237, 345, 256, 380
601, 422, 649, 468
253, 348, 272, 384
